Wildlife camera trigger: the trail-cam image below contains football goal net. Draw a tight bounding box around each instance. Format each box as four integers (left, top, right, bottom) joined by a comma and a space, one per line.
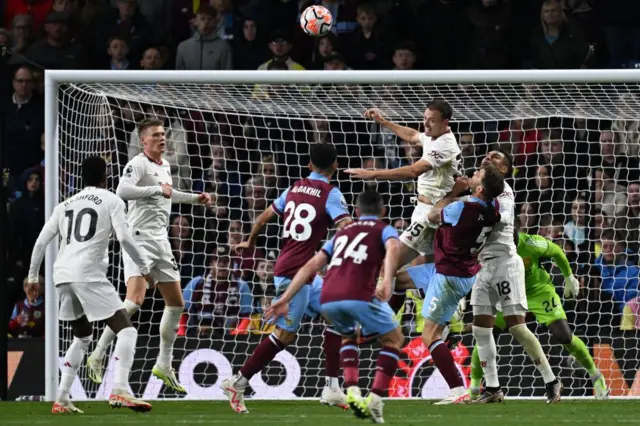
44, 69, 640, 401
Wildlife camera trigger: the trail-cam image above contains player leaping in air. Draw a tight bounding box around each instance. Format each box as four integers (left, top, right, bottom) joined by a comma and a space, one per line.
266, 190, 403, 424
471, 149, 562, 403
468, 227, 609, 399
27, 156, 153, 413
422, 164, 505, 404
88, 118, 212, 393
222, 143, 352, 414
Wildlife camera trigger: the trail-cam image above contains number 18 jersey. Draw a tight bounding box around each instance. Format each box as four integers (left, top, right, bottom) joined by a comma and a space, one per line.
271, 172, 350, 279
49, 187, 129, 285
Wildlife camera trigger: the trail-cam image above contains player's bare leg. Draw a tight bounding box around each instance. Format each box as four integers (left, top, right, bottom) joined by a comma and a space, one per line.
349, 326, 404, 424
503, 314, 562, 403
223, 327, 297, 414
152, 281, 186, 393
104, 309, 152, 412
547, 319, 609, 399
53, 316, 92, 414
422, 319, 469, 405
88, 277, 146, 383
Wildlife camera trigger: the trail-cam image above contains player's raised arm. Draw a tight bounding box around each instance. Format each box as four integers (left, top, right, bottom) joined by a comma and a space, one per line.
109, 197, 153, 281
525, 234, 579, 299
116, 160, 164, 200
27, 206, 61, 284
345, 159, 432, 181
364, 108, 422, 145
236, 191, 285, 251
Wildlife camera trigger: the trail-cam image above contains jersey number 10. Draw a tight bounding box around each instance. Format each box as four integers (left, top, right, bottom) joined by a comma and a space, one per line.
64, 208, 98, 244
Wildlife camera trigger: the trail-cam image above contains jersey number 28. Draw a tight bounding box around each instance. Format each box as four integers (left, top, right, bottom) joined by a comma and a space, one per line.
282, 201, 316, 241
64, 208, 98, 244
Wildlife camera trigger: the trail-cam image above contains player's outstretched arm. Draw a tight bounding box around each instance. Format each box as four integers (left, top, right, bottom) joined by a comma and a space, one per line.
26, 208, 61, 284
532, 235, 579, 298
117, 161, 163, 200
111, 198, 153, 281
237, 206, 278, 250
345, 159, 432, 181
364, 108, 422, 145
427, 177, 470, 224
378, 237, 402, 302
172, 189, 212, 206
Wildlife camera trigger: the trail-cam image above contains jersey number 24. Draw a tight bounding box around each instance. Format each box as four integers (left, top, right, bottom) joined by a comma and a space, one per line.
329, 232, 369, 268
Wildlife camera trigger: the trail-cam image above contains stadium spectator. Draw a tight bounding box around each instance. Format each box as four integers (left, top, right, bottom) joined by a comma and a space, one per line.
208, 143, 242, 200
88, 0, 152, 68
594, 129, 640, 184
528, 0, 591, 69
458, 133, 478, 176
169, 215, 206, 289
592, 168, 627, 217
8, 168, 44, 283
3, 66, 44, 186
465, 0, 515, 69
620, 296, 640, 331
108, 0, 172, 44
594, 229, 640, 312
232, 18, 270, 70
139, 46, 165, 70
3, 0, 51, 32
391, 41, 417, 71
564, 196, 588, 250
182, 245, 251, 336
258, 29, 305, 70
307, 32, 338, 69
228, 219, 264, 282
26, 11, 87, 69
519, 202, 538, 235
8, 277, 45, 338
340, 2, 389, 70
212, 0, 242, 42
106, 35, 130, 70
614, 181, 640, 252
9, 14, 34, 58
499, 115, 540, 167
176, 4, 233, 70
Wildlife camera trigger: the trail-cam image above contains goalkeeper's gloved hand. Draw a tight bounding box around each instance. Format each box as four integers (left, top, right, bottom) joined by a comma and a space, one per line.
563, 275, 580, 299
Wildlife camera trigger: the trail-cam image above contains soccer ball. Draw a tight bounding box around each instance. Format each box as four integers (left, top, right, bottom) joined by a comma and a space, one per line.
300, 5, 333, 37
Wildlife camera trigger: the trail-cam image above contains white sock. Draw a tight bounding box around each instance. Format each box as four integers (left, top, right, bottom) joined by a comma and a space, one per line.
509, 323, 556, 383
326, 377, 339, 389
473, 325, 500, 388
93, 300, 140, 360
235, 373, 249, 387
113, 327, 138, 391
157, 306, 183, 369
58, 336, 91, 402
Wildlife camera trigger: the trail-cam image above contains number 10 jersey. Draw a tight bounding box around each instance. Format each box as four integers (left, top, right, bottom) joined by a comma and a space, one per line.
271, 172, 350, 280
50, 187, 128, 285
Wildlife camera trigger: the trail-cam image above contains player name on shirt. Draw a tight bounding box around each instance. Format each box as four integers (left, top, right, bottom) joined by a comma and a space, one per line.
290, 186, 322, 197
63, 192, 104, 207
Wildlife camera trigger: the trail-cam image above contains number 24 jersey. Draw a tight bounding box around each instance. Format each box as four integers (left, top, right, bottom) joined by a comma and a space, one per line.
271, 172, 350, 279
45, 187, 129, 285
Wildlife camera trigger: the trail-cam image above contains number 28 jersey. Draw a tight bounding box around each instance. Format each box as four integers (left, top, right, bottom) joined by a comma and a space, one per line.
49, 187, 129, 285
271, 172, 350, 279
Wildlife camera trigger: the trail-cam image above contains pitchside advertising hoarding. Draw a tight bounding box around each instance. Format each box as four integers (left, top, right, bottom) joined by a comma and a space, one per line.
8, 332, 640, 400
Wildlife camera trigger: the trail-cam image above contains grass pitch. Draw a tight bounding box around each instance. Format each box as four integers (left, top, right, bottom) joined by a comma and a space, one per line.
0, 400, 636, 425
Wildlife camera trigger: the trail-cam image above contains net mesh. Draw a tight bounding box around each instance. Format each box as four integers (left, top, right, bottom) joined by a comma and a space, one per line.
55, 80, 640, 400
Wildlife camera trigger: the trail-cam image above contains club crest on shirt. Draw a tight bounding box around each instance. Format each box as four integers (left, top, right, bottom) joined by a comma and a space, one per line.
125, 166, 133, 176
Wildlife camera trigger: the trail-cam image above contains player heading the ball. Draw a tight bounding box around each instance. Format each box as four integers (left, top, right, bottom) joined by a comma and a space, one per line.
222, 143, 352, 414
27, 156, 153, 413
88, 118, 212, 394
267, 189, 403, 424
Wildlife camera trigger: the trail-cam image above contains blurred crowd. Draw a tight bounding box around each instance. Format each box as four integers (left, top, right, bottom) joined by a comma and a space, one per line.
2, 0, 640, 340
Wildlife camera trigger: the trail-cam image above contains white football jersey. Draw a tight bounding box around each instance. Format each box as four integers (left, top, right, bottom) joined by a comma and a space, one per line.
50, 187, 128, 284
417, 131, 461, 202
479, 181, 517, 261
119, 154, 172, 240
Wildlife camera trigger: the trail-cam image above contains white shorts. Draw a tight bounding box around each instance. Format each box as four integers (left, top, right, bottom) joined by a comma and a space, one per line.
399, 202, 436, 257
471, 255, 528, 317
123, 239, 180, 285
57, 281, 124, 322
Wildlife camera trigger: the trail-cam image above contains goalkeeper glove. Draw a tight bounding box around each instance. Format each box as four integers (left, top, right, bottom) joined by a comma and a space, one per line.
563, 275, 580, 299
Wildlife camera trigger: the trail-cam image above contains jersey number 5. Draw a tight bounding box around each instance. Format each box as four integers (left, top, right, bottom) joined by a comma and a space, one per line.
329, 232, 369, 268
282, 201, 316, 241
64, 208, 98, 244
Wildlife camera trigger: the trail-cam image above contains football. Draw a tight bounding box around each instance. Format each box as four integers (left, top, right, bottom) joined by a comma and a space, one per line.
300, 5, 333, 37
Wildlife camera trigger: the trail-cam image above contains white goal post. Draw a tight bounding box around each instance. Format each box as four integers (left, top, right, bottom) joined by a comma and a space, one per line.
44, 69, 640, 402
